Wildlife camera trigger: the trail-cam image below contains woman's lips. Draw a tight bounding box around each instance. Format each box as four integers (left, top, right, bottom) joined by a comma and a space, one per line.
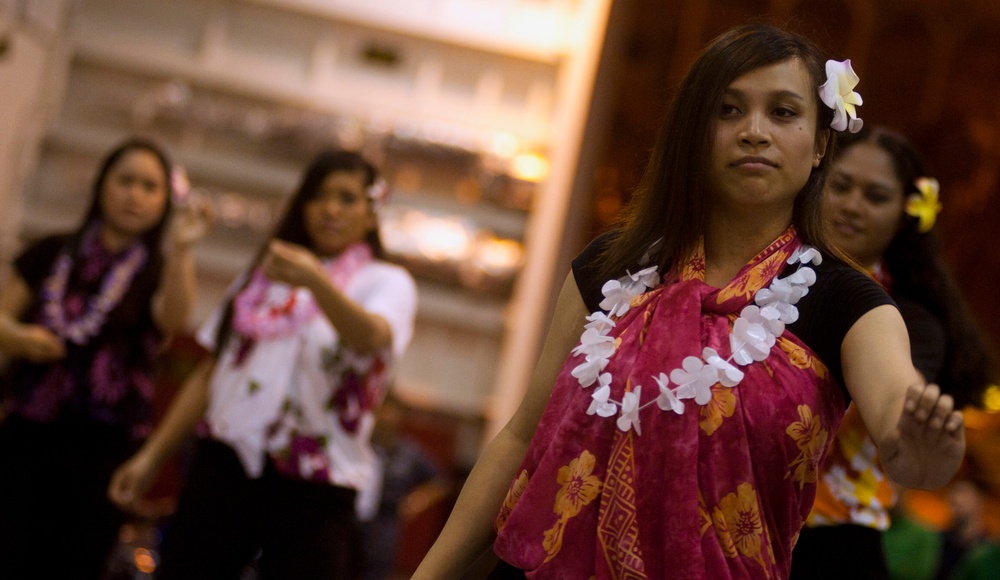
831, 220, 861, 236
732, 155, 777, 169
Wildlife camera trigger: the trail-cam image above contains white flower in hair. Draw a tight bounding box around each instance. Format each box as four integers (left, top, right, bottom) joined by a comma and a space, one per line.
171, 165, 190, 201
819, 59, 864, 133
367, 179, 390, 210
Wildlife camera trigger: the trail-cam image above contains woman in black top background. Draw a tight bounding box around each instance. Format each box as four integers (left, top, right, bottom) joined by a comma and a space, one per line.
0, 137, 212, 578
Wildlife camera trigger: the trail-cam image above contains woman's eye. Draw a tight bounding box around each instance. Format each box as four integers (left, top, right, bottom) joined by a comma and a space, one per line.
774, 107, 797, 118
829, 180, 852, 194
865, 192, 891, 204
720, 103, 740, 117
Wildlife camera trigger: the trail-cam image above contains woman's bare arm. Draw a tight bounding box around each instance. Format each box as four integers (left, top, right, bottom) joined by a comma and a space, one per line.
412, 272, 590, 579
0, 271, 65, 362
107, 357, 216, 510
842, 305, 964, 489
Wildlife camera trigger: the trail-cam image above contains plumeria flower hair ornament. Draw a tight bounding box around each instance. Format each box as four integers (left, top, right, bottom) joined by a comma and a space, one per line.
818, 59, 864, 133
171, 164, 191, 203
367, 178, 390, 212
905, 177, 942, 233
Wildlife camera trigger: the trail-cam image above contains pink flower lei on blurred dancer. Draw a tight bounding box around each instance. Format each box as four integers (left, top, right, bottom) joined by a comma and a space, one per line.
40, 225, 148, 345
232, 243, 374, 340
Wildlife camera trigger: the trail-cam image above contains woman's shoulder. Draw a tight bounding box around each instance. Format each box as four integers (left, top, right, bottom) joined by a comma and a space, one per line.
12, 233, 72, 282
17, 233, 71, 258
354, 260, 417, 291
365, 259, 415, 278
805, 254, 885, 303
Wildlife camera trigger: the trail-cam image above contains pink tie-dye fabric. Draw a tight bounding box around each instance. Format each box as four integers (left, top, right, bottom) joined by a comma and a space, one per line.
493, 228, 846, 579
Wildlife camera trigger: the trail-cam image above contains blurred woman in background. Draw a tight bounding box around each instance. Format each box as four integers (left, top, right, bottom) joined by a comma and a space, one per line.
108, 149, 417, 579
790, 125, 997, 579
0, 137, 212, 578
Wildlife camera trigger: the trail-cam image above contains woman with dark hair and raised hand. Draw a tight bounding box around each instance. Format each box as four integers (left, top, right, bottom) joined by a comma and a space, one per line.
0, 137, 212, 578
108, 149, 417, 580
414, 24, 965, 580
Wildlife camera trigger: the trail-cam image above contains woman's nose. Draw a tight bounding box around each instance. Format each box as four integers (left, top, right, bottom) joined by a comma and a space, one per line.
840, 190, 865, 214
738, 112, 770, 146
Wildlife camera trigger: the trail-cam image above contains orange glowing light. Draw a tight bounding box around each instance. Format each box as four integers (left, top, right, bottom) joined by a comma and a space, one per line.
133, 548, 157, 573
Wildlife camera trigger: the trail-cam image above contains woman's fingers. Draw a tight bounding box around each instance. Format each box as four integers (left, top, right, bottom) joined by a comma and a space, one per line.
902, 382, 963, 438
927, 392, 954, 431
909, 382, 940, 422
944, 410, 965, 435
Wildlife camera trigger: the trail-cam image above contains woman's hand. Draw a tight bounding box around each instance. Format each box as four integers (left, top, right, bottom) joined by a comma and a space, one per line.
167, 195, 215, 252
261, 240, 325, 289
17, 324, 66, 363
879, 383, 965, 490
107, 449, 163, 512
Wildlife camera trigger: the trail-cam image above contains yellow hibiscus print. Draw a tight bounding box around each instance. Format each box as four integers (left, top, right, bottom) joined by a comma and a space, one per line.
718, 483, 765, 560
777, 337, 811, 370
716, 250, 787, 304
786, 405, 829, 489
681, 245, 706, 281
699, 385, 737, 436
711, 506, 739, 558
496, 470, 529, 532
554, 450, 603, 517
543, 450, 603, 562
698, 491, 712, 536
542, 518, 568, 560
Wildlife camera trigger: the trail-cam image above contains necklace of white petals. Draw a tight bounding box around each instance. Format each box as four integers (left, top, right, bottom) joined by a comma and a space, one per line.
571, 244, 823, 435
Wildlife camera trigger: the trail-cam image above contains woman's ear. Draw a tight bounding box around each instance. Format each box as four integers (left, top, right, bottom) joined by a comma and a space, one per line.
814, 129, 831, 167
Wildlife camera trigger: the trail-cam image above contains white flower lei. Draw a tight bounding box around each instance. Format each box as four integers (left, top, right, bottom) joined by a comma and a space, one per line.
572, 245, 823, 435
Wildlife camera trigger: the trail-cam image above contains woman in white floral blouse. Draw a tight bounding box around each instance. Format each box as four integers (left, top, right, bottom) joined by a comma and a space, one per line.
108, 149, 417, 579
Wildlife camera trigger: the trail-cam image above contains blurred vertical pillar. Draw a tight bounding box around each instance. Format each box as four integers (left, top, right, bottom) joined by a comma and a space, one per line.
0, 0, 74, 277
484, 0, 628, 443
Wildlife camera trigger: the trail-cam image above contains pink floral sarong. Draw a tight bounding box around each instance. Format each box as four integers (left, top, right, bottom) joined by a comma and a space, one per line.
493, 229, 846, 579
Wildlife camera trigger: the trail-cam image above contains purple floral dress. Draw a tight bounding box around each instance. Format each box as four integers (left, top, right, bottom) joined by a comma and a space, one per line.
6, 232, 162, 440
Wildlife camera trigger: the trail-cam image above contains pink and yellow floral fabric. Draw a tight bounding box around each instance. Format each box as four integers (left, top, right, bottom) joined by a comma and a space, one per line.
493, 229, 845, 579
806, 405, 895, 530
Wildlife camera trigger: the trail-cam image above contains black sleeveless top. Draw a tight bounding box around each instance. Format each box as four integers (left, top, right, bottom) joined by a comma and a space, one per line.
571, 232, 895, 395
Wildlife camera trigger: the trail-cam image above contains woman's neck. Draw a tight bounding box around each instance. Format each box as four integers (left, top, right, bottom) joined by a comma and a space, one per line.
99, 225, 139, 253
702, 209, 792, 288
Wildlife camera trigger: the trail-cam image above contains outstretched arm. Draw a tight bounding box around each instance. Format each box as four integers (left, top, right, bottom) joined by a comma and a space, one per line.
412, 272, 590, 580
0, 271, 66, 363
261, 240, 393, 353
151, 197, 215, 335
842, 305, 964, 489
108, 357, 215, 511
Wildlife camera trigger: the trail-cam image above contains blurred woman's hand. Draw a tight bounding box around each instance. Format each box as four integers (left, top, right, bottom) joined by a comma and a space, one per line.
261, 240, 325, 288
107, 449, 161, 513
17, 324, 66, 363
167, 194, 215, 251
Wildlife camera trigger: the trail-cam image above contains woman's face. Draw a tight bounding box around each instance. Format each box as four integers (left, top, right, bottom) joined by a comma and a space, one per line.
708, 57, 827, 218
822, 141, 906, 268
304, 169, 374, 256
100, 149, 169, 241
